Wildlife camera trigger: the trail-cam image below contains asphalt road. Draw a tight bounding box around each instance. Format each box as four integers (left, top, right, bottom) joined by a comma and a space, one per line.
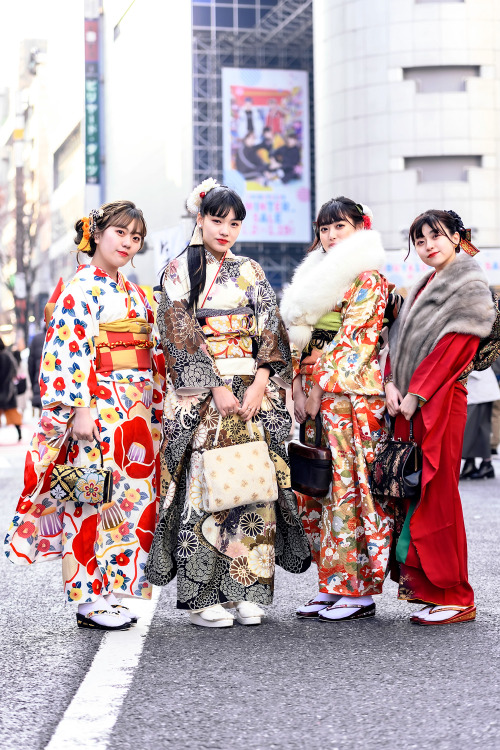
1, 416, 499, 750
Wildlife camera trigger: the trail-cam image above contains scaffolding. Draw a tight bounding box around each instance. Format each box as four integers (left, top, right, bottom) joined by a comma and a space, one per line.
192, 0, 314, 292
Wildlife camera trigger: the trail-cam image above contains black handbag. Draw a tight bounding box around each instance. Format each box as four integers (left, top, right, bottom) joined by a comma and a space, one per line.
370, 419, 422, 500
50, 439, 113, 505
15, 377, 27, 395
288, 414, 332, 497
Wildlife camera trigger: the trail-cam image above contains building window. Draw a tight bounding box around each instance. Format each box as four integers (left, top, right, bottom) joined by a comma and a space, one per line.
193, 5, 211, 26
53, 123, 81, 190
403, 65, 479, 92
404, 155, 481, 182
215, 6, 233, 27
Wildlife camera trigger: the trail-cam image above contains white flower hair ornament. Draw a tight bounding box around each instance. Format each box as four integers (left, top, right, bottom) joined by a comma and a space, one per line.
186, 177, 219, 216
356, 202, 373, 230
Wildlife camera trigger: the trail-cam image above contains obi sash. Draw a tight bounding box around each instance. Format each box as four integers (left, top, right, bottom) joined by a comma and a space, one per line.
303, 310, 342, 359
196, 306, 257, 362
95, 318, 153, 374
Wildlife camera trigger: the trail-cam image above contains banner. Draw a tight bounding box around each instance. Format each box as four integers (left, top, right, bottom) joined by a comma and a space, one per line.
222, 67, 311, 244
84, 18, 100, 185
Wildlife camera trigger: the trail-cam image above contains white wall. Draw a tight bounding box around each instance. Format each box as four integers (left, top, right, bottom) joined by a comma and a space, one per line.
314, 0, 500, 259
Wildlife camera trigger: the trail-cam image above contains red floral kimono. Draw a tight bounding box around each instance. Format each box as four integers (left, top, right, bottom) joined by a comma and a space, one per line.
391, 332, 479, 606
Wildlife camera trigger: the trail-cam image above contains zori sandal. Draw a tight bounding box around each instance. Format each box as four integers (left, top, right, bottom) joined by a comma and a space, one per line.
410, 605, 433, 623
318, 602, 376, 622
296, 596, 339, 618
76, 610, 131, 631
110, 604, 139, 623
189, 604, 234, 628
414, 604, 476, 626
235, 601, 265, 626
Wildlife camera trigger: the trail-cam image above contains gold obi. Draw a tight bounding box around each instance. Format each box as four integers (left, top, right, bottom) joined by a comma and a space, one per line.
200, 312, 257, 361
95, 318, 153, 373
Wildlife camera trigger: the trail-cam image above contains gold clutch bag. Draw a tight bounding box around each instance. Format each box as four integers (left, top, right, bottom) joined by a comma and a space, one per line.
50, 440, 113, 505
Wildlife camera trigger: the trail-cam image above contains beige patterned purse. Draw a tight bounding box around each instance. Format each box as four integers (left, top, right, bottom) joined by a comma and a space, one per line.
201, 417, 278, 513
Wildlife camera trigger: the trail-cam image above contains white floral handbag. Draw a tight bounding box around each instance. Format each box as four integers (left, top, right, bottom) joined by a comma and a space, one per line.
201, 417, 278, 513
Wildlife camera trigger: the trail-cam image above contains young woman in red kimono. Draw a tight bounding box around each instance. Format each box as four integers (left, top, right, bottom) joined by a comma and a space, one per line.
385, 209, 495, 625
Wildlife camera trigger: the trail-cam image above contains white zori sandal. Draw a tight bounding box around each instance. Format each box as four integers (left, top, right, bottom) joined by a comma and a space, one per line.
189, 604, 235, 628
234, 601, 265, 626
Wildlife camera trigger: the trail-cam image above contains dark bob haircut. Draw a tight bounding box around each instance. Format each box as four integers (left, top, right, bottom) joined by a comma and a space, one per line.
309, 196, 364, 252
408, 209, 466, 259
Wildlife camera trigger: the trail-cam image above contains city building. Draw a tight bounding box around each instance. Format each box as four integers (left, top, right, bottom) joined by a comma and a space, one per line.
314, 0, 500, 289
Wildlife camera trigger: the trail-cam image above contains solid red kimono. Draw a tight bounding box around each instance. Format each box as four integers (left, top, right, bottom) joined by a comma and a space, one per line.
391, 332, 479, 607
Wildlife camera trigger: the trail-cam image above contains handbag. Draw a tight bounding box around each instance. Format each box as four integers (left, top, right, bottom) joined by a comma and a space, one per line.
370, 418, 422, 500
15, 377, 27, 395
288, 414, 332, 498
50, 439, 113, 505
201, 416, 278, 513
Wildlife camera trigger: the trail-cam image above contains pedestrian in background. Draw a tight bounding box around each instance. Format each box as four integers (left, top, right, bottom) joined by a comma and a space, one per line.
490, 355, 500, 455
5, 200, 164, 631
281, 196, 392, 622
0, 338, 22, 441
460, 367, 500, 479
386, 209, 495, 626
28, 326, 46, 415
145, 179, 310, 628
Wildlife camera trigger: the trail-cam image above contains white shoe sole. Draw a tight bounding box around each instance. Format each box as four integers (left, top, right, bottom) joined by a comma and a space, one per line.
189, 613, 234, 628
235, 612, 262, 626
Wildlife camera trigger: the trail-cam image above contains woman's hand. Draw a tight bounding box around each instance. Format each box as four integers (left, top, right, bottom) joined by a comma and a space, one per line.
238, 366, 270, 422
292, 377, 307, 424
72, 407, 100, 442
400, 393, 419, 421
385, 382, 403, 417
305, 382, 324, 420
211, 386, 241, 418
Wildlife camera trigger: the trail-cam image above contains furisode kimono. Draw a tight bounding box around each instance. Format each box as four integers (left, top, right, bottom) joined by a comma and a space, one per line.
144, 248, 311, 609
280, 229, 393, 597
4, 264, 164, 604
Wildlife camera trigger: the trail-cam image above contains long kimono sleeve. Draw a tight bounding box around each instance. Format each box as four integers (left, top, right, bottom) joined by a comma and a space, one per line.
40, 282, 98, 409
407, 332, 479, 403
312, 270, 388, 395
254, 271, 293, 387
158, 260, 225, 395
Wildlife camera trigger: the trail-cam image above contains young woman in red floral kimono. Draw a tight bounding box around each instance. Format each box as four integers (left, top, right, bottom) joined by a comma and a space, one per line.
5, 201, 164, 631
386, 209, 495, 625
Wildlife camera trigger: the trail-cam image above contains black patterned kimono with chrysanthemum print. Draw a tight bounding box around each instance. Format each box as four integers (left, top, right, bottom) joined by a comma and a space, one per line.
145, 248, 311, 609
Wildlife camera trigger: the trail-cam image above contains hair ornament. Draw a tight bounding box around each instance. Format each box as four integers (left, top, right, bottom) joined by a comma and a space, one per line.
355, 202, 373, 229
186, 177, 219, 216
88, 207, 104, 235
77, 217, 91, 252
445, 209, 479, 256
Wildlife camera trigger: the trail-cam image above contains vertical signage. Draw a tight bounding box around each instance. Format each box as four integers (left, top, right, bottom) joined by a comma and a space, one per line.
84, 18, 100, 185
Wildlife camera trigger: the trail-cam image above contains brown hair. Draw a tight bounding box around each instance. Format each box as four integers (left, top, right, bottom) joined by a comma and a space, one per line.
74, 200, 147, 258
308, 196, 365, 253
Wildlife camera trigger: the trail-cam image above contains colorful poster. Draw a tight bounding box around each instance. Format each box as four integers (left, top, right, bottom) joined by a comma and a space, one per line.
222, 67, 311, 243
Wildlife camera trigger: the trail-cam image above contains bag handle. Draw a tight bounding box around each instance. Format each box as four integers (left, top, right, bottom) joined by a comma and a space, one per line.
67, 437, 105, 469
300, 414, 323, 448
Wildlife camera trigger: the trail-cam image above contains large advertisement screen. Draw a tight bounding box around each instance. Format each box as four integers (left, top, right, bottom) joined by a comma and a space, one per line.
222, 67, 311, 244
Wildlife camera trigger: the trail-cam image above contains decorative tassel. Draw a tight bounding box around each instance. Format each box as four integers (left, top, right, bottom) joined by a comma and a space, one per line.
189, 224, 203, 246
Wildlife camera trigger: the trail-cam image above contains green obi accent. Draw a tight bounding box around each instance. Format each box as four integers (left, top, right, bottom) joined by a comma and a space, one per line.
314, 311, 342, 332
395, 498, 418, 564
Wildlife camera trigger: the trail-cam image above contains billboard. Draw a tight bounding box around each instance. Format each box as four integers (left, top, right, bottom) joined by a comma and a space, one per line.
222, 67, 311, 244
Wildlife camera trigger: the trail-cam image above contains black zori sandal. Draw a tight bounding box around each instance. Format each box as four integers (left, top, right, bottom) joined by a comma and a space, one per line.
76, 609, 131, 630
110, 604, 138, 623
318, 603, 376, 622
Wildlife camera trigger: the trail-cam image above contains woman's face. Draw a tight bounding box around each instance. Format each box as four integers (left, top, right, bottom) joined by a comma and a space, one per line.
318, 217, 361, 252
93, 221, 143, 278
198, 208, 243, 258
413, 222, 460, 273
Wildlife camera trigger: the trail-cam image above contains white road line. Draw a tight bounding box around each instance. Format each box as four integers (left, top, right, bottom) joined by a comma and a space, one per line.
44, 587, 161, 750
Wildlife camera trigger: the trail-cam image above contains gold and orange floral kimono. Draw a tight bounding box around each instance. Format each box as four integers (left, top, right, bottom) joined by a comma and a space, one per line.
4, 264, 164, 604
281, 229, 393, 597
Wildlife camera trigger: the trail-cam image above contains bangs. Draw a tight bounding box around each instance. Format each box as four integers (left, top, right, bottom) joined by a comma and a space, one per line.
316, 200, 355, 228
409, 211, 449, 244
108, 208, 147, 237
202, 187, 247, 221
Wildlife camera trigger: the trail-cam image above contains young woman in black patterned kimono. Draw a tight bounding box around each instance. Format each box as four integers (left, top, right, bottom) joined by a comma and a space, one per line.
145, 179, 311, 627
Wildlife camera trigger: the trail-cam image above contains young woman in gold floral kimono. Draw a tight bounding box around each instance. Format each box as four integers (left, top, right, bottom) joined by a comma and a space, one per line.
281, 196, 392, 621
145, 179, 310, 628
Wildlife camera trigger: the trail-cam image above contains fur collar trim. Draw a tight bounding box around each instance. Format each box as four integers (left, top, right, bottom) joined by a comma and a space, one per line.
280, 229, 386, 350
390, 252, 495, 394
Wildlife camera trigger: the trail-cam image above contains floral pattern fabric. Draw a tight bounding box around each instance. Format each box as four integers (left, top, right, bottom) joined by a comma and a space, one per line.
295, 271, 393, 596
144, 249, 311, 609
4, 265, 164, 603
